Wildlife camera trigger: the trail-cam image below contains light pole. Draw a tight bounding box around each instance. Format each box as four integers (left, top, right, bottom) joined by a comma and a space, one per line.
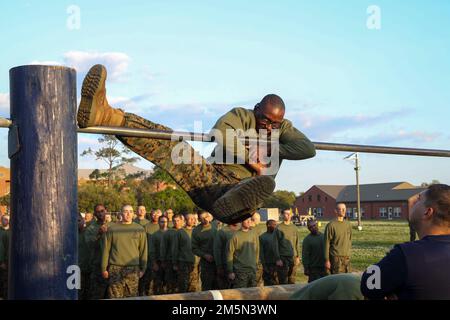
344, 153, 362, 231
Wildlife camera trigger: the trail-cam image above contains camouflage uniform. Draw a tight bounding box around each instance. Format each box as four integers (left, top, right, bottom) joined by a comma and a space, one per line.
107, 265, 140, 298
117, 113, 242, 214
192, 223, 218, 291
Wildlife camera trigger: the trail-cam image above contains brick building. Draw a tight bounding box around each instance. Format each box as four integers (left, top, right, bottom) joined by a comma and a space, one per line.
0, 166, 10, 215
294, 182, 425, 220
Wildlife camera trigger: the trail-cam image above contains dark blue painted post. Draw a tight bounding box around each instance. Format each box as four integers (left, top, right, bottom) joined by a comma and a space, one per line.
8, 65, 78, 299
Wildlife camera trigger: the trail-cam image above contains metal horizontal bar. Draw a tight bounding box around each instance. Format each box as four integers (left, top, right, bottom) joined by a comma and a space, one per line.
2, 120, 450, 157
79, 126, 450, 158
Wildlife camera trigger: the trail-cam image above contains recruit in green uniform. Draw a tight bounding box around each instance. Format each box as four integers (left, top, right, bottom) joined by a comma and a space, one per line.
227, 217, 260, 289
76, 64, 316, 224
192, 211, 218, 290
302, 220, 327, 283
214, 223, 240, 289
273, 209, 301, 284
101, 205, 148, 299
324, 203, 352, 274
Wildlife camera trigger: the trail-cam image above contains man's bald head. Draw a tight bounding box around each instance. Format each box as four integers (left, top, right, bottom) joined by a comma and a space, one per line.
254, 94, 285, 132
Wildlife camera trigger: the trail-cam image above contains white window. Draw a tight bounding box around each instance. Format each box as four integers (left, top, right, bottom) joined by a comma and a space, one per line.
394, 207, 401, 218
346, 208, 352, 217
379, 207, 387, 218
316, 207, 323, 217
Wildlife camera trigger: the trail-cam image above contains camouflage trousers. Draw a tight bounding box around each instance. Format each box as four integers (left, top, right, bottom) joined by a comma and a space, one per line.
262, 264, 279, 286
0, 264, 7, 299
117, 113, 242, 212
216, 267, 231, 290
164, 261, 178, 294
232, 269, 257, 289
107, 265, 140, 299
89, 271, 109, 299
200, 260, 218, 291
277, 256, 298, 284
306, 267, 328, 283
256, 262, 264, 287
139, 267, 153, 296
177, 262, 199, 293
330, 256, 351, 274
152, 261, 167, 295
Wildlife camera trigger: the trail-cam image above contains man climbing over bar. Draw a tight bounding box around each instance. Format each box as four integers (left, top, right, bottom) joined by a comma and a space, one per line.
77, 64, 316, 223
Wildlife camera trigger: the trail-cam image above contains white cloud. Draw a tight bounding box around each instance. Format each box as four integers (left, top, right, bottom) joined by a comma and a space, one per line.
63, 51, 130, 81
0, 93, 9, 114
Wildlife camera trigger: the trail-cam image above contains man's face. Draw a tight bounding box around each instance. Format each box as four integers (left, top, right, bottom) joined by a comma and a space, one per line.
1, 216, 9, 228
185, 214, 196, 227
199, 213, 211, 225
151, 210, 161, 223
121, 206, 134, 223
159, 217, 168, 230
267, 221, 277, 232
255, 104, 285, 135
307, 221, 319, 235
251, 213, 261, 227
282, 211, 292, 222
336, 204, 346, 218
241, 217, 252, 230
94, 205, 107, 223
85, 213, 93, 222
165, 209, 174, 220
137, 206, 146, 219
409, 191, 428, 230
173, 216, 184, 229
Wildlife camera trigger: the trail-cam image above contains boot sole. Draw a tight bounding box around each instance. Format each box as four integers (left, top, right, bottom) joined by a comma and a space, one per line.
212, 175, 276, 224
77, 64, 107, 128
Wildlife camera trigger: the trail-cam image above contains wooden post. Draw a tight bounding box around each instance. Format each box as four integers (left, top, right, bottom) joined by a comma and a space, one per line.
8, 65, 78, 299
120, 284, 307, 300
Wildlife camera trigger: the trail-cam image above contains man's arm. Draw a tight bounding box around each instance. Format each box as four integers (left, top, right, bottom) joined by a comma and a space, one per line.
226, 236, 236, 273
139, 230, 148, 272
213, 231, 223, 267
302, 238, 310, 273
210, 108, 250, 164
360, 245, 407, 300
279, 121, 316, 160
323, 224, 331, 261
101, 231, 112, 273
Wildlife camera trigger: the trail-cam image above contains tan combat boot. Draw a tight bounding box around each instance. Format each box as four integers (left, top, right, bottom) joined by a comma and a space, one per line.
77, 64, 125, 128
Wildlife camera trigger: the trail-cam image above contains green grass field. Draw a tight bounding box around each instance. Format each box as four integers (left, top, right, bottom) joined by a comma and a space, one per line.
295, 220, 410, 283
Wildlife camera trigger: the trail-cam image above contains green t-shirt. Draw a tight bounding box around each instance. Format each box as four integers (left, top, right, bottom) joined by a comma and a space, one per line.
160, 228, 178, 261
274, 222, 301, 258
251, 223, 267, 237
172, 227, 195, 264
260, 231, 278, 264
290, 273, 363, 300
192, 223, 216, 261
144, 222, 159, 264
83, 221, 106, 272
324, 220, 352, 259
149, 229, 166, 261
226, 229, 260, 273
101, 222, 147, 272
302, 232, 325, 270
134, 217, 150, 226
210, 107, 316, 179
213, 226, 238, 268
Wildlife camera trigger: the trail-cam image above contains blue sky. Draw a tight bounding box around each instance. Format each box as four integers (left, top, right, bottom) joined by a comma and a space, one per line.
0, 0, 449, 194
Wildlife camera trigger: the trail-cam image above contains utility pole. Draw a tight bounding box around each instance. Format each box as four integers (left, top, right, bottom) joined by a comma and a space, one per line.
344, 153, 362, 231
